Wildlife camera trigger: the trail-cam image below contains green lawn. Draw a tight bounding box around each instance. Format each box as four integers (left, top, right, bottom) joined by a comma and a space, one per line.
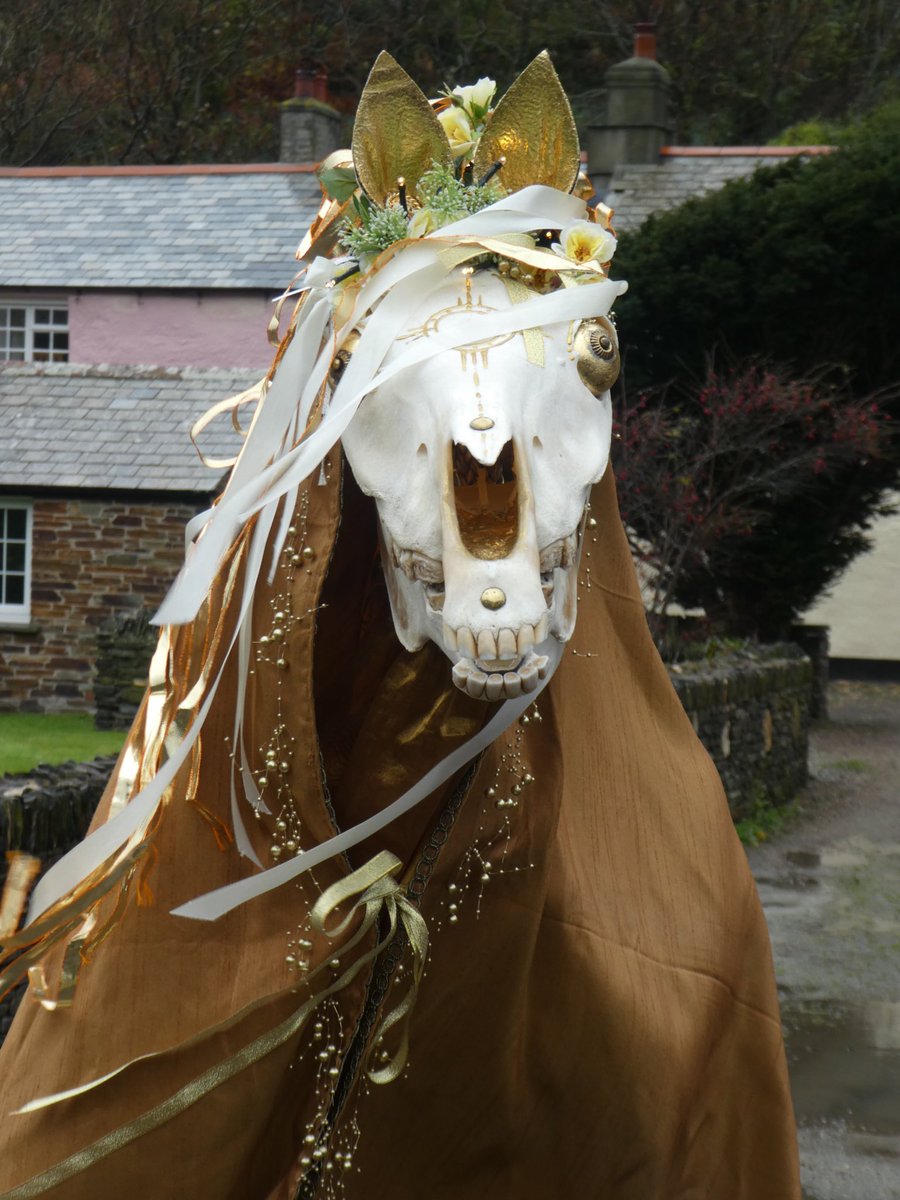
0, 713, 126, 777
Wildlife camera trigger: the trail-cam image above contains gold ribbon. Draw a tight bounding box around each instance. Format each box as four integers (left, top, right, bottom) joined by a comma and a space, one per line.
0, 853, 41, 941
1, 852, 427, 1198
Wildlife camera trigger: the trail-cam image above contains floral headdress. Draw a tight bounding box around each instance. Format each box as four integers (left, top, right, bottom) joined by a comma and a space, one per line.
297, 51, 616, 286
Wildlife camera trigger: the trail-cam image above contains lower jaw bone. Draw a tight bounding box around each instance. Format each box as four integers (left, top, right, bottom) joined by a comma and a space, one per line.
451, 650, 550, 701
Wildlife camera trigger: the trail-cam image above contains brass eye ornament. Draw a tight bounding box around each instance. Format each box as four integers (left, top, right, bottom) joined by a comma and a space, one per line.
328, 330, 360, 388
573, 316, 620, 397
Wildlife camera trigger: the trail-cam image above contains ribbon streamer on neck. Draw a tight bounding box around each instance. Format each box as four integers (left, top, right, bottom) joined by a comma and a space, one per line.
2, 853, 424, 1198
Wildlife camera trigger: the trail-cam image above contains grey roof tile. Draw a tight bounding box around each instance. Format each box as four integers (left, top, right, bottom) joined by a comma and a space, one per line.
0, 363, 259, 492
606, 153, 798, 231
0, 168, 321, 290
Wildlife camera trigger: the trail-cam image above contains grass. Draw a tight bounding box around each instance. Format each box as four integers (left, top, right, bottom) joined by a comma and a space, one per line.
735, 794, 800, 847
827, 758, 868, 773
0, 713, 125, 777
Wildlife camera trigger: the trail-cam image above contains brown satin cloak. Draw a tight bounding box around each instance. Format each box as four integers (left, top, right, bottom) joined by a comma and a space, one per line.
0, 463, 800, 1199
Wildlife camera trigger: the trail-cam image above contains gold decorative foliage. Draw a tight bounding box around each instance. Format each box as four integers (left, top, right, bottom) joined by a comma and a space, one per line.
473, 51, 580, 195
352, 51, 453, 204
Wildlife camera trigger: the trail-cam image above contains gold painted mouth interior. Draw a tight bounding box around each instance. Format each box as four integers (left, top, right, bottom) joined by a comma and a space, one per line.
452, 440, 519, 560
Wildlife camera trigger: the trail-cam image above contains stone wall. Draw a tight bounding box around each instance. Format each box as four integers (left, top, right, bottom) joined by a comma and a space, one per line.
0, 495, 198, 713
667, 644, 812, 818
95, 610, 157, 729
0, 757, 114, 1042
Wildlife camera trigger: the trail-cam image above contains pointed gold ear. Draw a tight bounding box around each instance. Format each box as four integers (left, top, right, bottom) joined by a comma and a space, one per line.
473, 51, 580, 194
352, 51, 454, 205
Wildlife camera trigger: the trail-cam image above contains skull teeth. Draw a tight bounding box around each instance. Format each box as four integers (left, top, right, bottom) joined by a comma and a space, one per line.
452, 650, 550, 701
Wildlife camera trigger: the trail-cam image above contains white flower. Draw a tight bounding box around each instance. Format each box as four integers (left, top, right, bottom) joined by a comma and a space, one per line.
407, 207, 439, 238
437, 105, 476, 158
451, 77, 496, 120
551, 220, 617, 267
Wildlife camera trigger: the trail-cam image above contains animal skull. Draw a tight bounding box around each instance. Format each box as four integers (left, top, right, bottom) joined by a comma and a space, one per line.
341, 268, 619, 701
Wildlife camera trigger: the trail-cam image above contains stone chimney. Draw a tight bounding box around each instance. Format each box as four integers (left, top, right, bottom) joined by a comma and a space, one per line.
279, 68, 342, 164
586, 22, 672, 193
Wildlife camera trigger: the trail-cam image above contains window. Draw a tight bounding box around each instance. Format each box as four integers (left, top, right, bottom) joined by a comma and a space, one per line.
0, 502, 32, 624
0, 304, 68, 362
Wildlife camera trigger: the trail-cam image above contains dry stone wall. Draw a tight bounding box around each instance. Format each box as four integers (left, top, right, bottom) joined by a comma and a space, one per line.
667, 644, 812, 817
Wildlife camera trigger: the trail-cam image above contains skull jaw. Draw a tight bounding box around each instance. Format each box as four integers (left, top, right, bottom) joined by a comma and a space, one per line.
377, 513, 585, 702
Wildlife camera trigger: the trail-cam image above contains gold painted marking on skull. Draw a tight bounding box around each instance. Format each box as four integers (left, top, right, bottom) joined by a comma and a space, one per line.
470, 416, 494, 431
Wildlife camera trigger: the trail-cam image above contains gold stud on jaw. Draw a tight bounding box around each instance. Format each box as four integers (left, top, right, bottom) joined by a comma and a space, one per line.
470, 416, 495, 431
481, 587, 507, 610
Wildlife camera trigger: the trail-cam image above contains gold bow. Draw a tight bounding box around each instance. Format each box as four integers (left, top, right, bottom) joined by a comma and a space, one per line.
1, 852, 427, 1199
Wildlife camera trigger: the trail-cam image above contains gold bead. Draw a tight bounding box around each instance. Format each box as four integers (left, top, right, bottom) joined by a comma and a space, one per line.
449, 913, 459, 924
328, 1066, 340, 1077
276, 819, 287, 831
524, 773, 534, 785
287, 526, 297, 536
302, 546, 315, 561
588, 516, 598, 528
272, 627, 284, 641
304, 1134, 316, 1145
448, 883, 458, 893
523, 273, 535, 286
486, 786, 497, 798
301, 1155, 311, 1167
259, 635, 270, 645
274, 610, 285, 621
271, 845, 282, 860
480, 872, 490, 883
285, 839, 297, 853
521, 715, 530, 725
329, 958, 340, 969
448, 903, 458, 913
512, 783, 522, 795
300, 938, 313, 950
285, 955, 296, 966
291, 553, 301, 565
509, 265, 521, 279
276, 658, 287, 670
279, 761, 290, 774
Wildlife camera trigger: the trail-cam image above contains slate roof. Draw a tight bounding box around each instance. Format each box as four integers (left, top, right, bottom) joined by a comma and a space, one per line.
0, 363, 261, 492
606, 147, 831, 231
0, 165, 321, 290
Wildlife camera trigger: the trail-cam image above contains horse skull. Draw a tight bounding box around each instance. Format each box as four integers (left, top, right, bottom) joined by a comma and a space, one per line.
341, 268, 618, 701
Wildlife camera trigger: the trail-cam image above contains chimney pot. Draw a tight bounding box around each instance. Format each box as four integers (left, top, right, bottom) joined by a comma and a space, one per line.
294, 68, 316, 99
634, 21, 657, 60
313, 71, 329, 103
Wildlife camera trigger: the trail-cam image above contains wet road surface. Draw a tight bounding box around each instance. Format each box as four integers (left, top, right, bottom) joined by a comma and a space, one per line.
747, 682, 900, 1200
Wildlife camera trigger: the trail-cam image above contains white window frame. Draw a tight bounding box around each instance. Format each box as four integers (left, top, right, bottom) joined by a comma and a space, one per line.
0, 300, 69, 363
0, 500, 33, 625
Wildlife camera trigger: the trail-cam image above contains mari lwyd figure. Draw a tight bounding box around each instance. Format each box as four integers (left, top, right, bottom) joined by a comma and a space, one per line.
0, 52, 801, 1200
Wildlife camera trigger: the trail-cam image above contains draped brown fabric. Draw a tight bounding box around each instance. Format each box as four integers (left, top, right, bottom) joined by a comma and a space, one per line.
0, 463, 800, 1199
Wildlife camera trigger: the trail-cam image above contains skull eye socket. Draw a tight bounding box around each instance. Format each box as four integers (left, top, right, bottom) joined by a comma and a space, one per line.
573, 316, 620, 397
328, 330, 360, 389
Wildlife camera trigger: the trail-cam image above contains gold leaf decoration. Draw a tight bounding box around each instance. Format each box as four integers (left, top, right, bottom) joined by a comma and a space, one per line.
473, 51, 580, 195
352, 51, 454, 205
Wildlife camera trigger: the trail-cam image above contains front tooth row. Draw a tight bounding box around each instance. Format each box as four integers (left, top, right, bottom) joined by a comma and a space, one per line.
452, 654, 550, 701
444, 616, 550, 662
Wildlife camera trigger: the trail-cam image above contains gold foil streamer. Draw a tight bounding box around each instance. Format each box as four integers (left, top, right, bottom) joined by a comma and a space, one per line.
3, 853, 427, 1198
473, 51, 580, 195
0, 853, 41, 940
352, 51, 453, 205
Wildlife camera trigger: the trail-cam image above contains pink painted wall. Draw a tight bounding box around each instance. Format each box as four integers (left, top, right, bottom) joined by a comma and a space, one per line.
70, 291, 275, 369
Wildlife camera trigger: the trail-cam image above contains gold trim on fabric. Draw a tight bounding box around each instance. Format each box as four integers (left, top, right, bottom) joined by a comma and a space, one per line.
0, 854, 41, 940
2, 853, 428, 1196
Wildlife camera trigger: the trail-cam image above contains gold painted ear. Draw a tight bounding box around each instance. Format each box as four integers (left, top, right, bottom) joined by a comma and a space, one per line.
352, 51, 454, 204
473, 51, 580, 194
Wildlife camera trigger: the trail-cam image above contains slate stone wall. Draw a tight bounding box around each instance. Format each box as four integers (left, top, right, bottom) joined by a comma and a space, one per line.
0, 497, 197, 714
0, 757, 114, 1042
95, 610, 157, 730
667, 644, 812, 818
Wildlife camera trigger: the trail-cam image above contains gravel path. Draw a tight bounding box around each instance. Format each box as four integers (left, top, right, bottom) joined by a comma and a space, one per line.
747, 682, 900, 1200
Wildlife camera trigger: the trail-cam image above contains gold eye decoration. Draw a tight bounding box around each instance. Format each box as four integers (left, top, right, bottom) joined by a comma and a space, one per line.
572, 316, 620, 397
328, 330, 360, 389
